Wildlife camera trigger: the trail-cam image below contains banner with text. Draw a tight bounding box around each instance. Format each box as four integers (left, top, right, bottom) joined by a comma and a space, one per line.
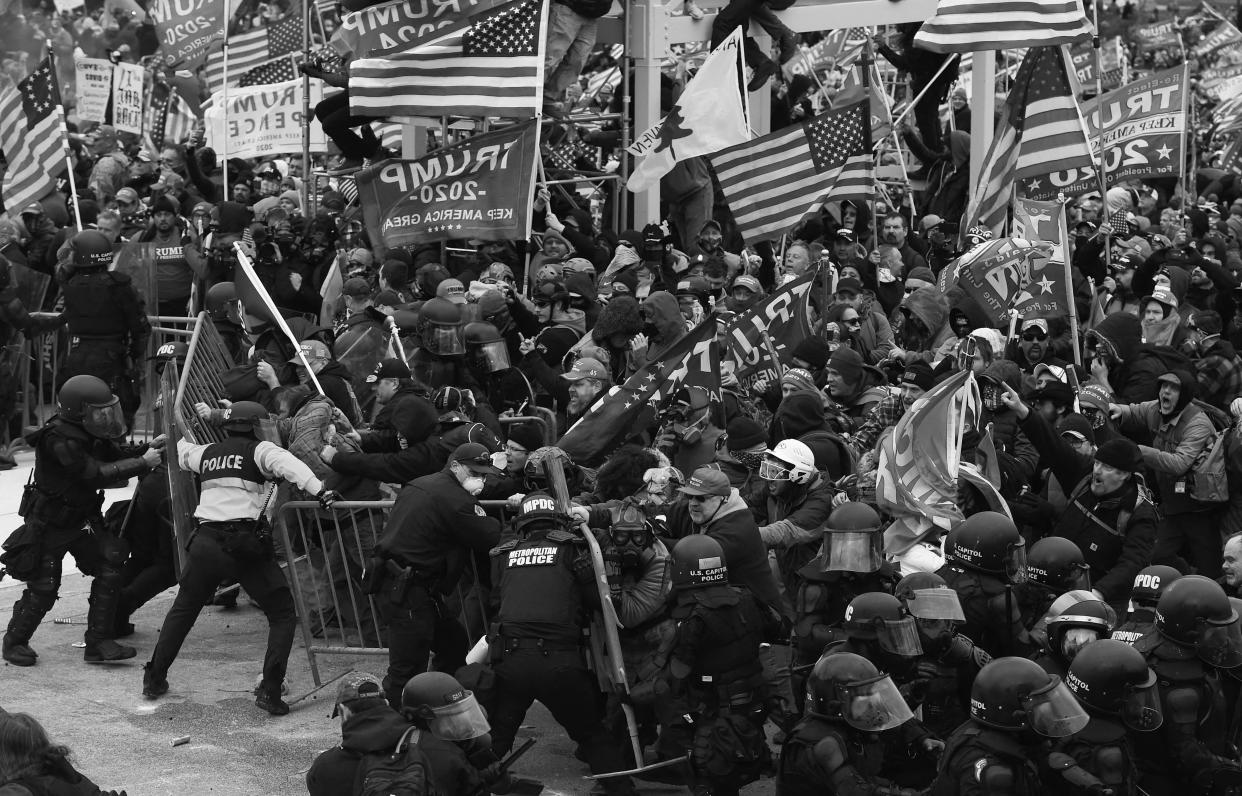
150, 0, 227, 67
1131, 20, 1181, 55
1011, 198, 1070, 318
204, 79, 327, 160
355, 119, 539, 248
75, 58, 113, 123
724, 268, 817, 390
334, 0, 500, 58
956, 238, 1056, 326
111, 62, 144, 135
1069, 37, 1125, 92
1020, 66, 1187, 201
1201, 63, 1242, 98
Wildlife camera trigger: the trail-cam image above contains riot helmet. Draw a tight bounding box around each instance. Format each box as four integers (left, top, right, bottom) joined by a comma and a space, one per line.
419, 297, 465, 356
57, 375, 125, 439
1154, 575, 1242, 667
895, 571, 965, 652
843, 592, 923, 657
819, 501, 883, 574
523, 446, 577, 491
1026, 537, 1091, 594
804, 652, 914, 732
511, 491, 565, 537
1130, 565, 1182, 608
221, 401, 272, 439
609, 501, 654, 570
462, 321, 510, 372
1045, 598, 1117, 664
944, 511, 1027, 582
670, 534, 728, 590
206, 281, 243, 325
401, 671, 491, 741
1066, 639, 1162, 731
70, 230, 114, 269
970, 656, 1089, 737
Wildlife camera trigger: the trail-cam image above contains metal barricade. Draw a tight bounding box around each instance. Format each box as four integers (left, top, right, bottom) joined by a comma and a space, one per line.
279, 499, 513, 687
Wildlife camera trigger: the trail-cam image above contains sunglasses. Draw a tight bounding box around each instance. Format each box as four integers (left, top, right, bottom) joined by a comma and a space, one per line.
686, 494, 712, 503
1022, 330, 1048, 342
842, 318, 861, 327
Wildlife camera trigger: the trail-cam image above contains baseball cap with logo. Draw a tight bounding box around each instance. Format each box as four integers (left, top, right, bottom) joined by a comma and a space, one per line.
332, 671, 385, 717
437, 278, 467, 305
731, 275, 762, 294
677, 467, 732, 497
449, 442, 502, 475
366, 358, 412, 383
290, 339, 331, 364
561, 357, 609, 383
116, 187, 140, 206
342, 277, 371, 298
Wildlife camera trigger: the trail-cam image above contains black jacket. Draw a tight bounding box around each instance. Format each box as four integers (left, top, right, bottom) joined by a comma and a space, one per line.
306, 702, 411, 796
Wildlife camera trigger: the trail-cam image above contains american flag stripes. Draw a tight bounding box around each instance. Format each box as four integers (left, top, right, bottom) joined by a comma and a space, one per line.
204, 16, 302, 94
914, 0, 1092, 53
239, 53, 300, 86
164, 91, 198, 146
963, 47, 1091, 235
143, 79, 172, 151
348, 0, 548, 118
710, 100, 874, 245
0, 58, 66, 214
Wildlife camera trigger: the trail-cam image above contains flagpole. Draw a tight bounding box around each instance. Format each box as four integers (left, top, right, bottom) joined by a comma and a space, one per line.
45, 42, 81, 232
301, 0, 311, 213
862, 32, 879, 234
888, 55, 956, 130
221, 0, 230, 200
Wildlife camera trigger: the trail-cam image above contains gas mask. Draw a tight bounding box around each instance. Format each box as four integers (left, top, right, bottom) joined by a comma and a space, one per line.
608, 521, 652, 570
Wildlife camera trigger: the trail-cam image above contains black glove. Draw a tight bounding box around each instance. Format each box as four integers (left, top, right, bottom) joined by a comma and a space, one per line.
316, 489, 344, 509
1007, 492, 1055, 532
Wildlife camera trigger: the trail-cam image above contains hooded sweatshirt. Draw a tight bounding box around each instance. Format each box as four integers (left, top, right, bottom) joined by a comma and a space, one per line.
306, 702, 412, 796
631, 291, 687, 373
897, 286, 952, 361
980, 359, 1039, 484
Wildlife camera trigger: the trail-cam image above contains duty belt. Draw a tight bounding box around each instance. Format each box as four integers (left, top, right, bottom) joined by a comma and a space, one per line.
499, 636, 580, 652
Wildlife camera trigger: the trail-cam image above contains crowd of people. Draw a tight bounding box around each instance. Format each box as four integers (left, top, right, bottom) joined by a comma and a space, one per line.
11, 0, 1242, 794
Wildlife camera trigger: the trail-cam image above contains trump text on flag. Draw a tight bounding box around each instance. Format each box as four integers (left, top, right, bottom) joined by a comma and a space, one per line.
149, 0, 227, 66
339, 0, 497, 56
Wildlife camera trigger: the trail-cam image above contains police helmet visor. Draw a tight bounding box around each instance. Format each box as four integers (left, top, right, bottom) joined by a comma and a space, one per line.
1196, 615, 1242, 668
475, 340, 511, 373
839, 673, 915, 732
254, 416, 282, 445
875, 616, 924, 657
428, 692, 491, 741
423, 324, 465, 356
1120, 678, 1163, 732
820, 530, 883, 573
1005, 539, 1029, 585
83, 396, 127, 439
905, 588, 966, 622
1025, 677, 1090, 738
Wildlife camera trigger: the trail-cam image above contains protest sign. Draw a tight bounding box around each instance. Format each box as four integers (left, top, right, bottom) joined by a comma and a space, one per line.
1132, 20, 1181, 55
75, 58, 113, 123
724, 269, 817, 391
111, 62, 144, 135
355, 119, 540, 248
150, 0, 227, 67
335, 0, 500, 58
204, 79, 327, 160
1020, 66, 1187, 200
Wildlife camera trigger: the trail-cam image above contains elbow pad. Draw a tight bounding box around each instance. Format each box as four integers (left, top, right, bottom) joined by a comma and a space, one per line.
97, 457, 151, 483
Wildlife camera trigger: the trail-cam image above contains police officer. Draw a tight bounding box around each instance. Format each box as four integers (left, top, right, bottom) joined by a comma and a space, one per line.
205, 281, 250, 366
2, 375, 162, 666
645, 534, 778, 796
894, 571, 990, 738
58, 230, 150, 427
1032, 597, 1116, 678
778, 651, 922, 795
936, 511, 1033, 657
1111, 565, 1182, 645
485, 492, 635, 795
932, 656, 1090, 795
1016, 536, 1091, 632
1053, 639, 1163, 796
369, 441, 503, 706
142, 401, 340, 715
792, 501, 899, 670
1131, 575, 1242, 795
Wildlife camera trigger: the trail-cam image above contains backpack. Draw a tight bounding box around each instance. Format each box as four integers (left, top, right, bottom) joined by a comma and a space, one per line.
1190, 425, 1231, 506
353, 727, 437, 796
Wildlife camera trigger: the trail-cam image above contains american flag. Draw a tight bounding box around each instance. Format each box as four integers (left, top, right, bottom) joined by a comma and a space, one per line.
164, 91, 198, 146
144, 79, 171, 151
914, 0, 1092, 53
963, 47, 1091, 235
0, 58, 66, 215
239, 53, 300, 86
710, 100, 873, 245
204, 15, 302, 94
349, 0, 548, 118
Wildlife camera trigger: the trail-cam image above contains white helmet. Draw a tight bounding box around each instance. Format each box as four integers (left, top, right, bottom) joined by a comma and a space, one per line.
760, 439, 816, 485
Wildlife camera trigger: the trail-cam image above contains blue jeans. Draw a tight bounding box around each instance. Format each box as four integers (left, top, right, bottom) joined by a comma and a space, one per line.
544, 2, 599, 101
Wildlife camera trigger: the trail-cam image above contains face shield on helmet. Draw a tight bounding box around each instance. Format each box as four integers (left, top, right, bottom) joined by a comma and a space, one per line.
840, 673, 916, 732
475, 340, 511, 373
874, 616, 924, 656
83, 395, 127, 439
1061, 627, 1102, 662
820, 530, 883, 573
254, 416, 282, 445
904, 588, 966, 622
759, 455, 793, 481
424, 323, 465, 356
427, 691, 491, 741
1025, 677, 1090, 738
1119, 677, 1164, 732
1195, 615, 1242, 668
1006, 539, 1029, 585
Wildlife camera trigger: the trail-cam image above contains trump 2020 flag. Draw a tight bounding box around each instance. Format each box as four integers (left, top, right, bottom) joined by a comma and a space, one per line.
349, 0, 549, 118
626, 27, 748, 193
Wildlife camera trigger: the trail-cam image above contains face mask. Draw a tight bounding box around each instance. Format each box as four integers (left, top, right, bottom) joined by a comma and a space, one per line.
460, 476, 485, 496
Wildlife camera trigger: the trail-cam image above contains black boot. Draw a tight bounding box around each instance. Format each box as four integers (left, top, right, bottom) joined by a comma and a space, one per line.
3, 594, 49, 666
255, 680, 289, 715
84, 583, 137, 664
142, 662, 169, 699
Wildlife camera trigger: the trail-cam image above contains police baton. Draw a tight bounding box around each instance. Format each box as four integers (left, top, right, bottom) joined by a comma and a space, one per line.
468, 739, 538, 796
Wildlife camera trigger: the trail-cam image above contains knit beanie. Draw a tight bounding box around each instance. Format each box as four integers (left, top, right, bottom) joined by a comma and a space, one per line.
506, 422, 544, 453
1094, 438, 1142, 473
725, 417, 767, 451
791, 337, 832, 370
827, 347, 864, 384
780, 368, 819, 395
